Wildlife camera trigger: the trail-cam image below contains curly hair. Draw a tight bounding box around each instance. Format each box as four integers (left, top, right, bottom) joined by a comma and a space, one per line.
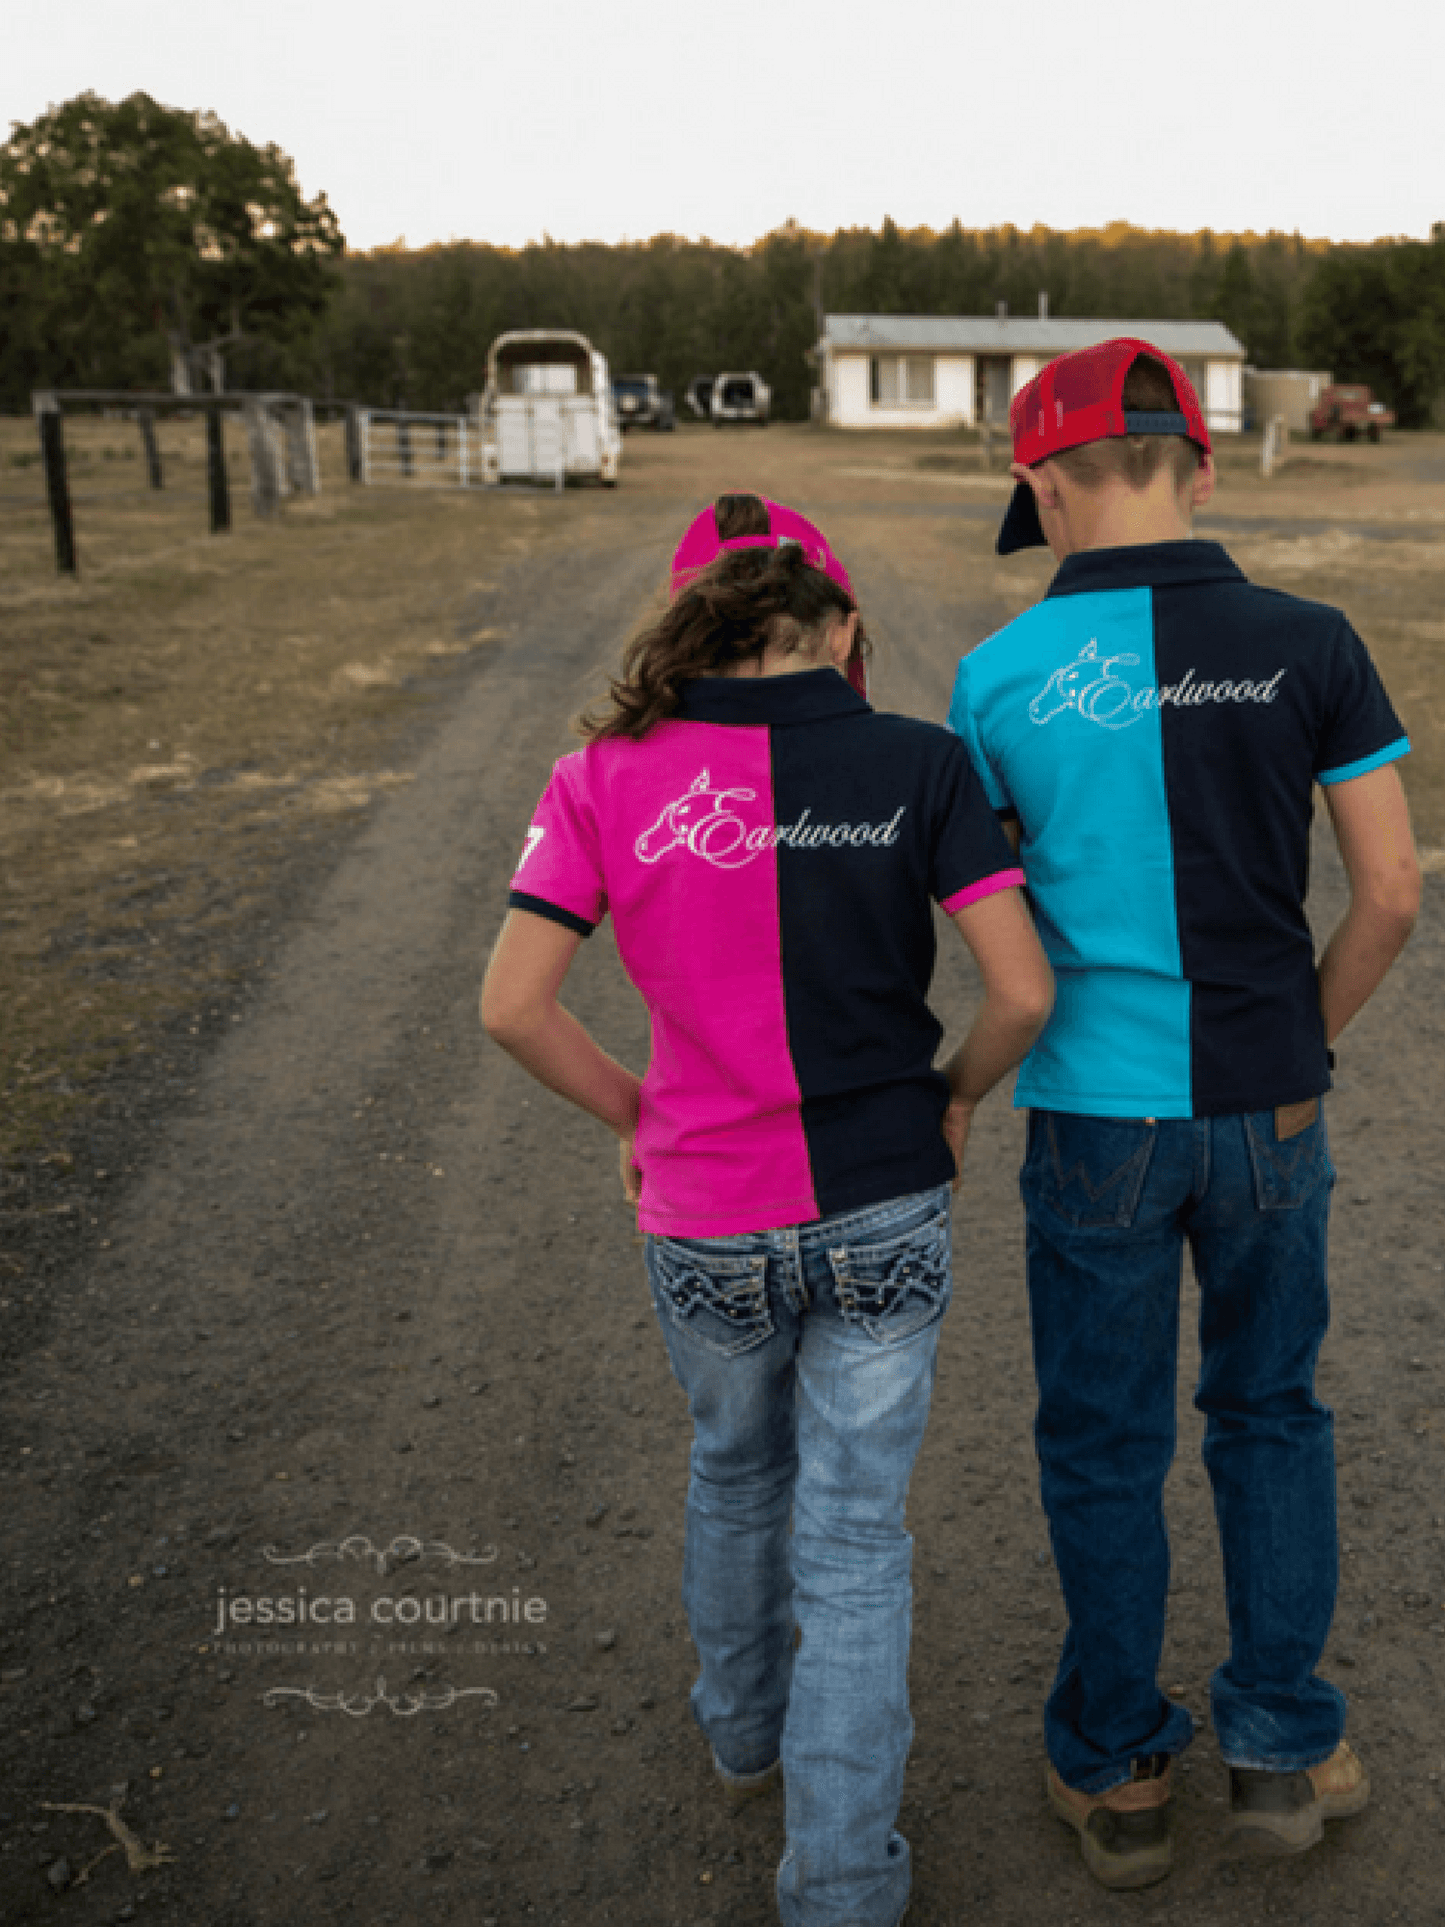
576, 494, 869, 742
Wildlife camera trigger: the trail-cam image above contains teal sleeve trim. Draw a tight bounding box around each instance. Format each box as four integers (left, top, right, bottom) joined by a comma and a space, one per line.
1317, 737, 1411, 787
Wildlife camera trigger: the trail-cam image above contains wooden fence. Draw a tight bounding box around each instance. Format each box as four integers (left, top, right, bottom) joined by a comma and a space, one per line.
29, 390, 330, 576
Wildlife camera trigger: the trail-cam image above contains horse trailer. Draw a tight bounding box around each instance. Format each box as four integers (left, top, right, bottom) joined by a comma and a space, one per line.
473, 330, 622, 486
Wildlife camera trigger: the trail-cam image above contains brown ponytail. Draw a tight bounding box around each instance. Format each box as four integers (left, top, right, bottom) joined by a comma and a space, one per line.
576, 493, 869, 742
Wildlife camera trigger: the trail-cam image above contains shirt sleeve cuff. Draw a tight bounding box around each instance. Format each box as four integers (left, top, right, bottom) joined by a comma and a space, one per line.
1316, 738, 1410, 786
939, 868, 1027, 916
507, 890, 597, 938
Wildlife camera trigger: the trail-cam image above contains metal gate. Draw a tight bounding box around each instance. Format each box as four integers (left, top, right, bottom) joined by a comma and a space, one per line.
355, 409, 475, 488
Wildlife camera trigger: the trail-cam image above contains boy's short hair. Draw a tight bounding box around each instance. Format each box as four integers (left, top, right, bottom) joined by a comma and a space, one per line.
997, 337, 1211, 554
1051, 356, 1203, 494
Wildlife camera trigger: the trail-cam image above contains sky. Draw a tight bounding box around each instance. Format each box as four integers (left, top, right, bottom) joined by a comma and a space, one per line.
8, 0, 1443, 256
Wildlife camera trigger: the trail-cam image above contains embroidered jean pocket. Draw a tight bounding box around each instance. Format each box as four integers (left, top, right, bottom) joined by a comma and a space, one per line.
826, 1208, 952, 1345
645, 1237, 773, 1357
1022, 1111, 1156, 1230
1244, 1107, 1335, 1212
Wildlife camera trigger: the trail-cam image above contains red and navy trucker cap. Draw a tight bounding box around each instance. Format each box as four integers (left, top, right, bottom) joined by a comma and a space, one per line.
997, 337, 1212, 556
670, 497, 868, 696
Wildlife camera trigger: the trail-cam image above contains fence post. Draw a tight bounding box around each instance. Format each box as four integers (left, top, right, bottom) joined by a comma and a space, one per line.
204, 406, 230, 532
137, 408, 164, 489
34, 395, 78, 576
283, 398, 319, 494
243, 399, 281, 517
397, 417, 413, 479
344, 406, 363, 483
270, 404, 293, 499
458, 417, 469, 489
1261, 414, 1289, 479
360, 409, 372, 487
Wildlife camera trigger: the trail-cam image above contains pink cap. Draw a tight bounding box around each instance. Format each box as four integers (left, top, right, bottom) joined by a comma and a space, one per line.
669, 497, 866, 696
670, 497, 856, 604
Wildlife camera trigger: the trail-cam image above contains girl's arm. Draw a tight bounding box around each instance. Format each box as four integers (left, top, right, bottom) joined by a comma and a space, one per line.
481, 910, 643, 1198
940, 887, 1054, 1183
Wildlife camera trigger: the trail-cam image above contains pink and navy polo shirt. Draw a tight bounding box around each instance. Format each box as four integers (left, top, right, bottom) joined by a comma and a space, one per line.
508, 668, 1024, 1237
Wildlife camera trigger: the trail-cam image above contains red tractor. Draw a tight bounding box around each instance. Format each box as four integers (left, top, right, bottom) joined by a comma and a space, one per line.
1308, 383, 1395, 442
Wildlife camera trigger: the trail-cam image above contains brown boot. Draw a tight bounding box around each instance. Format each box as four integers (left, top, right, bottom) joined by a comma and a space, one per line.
1047, 1753, 1173, 1889
713, 1753, 781, 1810
1225, 1739, 1370, 1854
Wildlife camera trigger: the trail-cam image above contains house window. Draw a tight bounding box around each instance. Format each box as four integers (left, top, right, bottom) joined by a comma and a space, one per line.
869, 355, 934, 407
1179, 360, 1209, 410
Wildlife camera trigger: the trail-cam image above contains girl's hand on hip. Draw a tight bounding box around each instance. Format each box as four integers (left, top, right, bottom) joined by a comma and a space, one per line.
620, 1133, 642, 1205
942, 1099, 975, 1190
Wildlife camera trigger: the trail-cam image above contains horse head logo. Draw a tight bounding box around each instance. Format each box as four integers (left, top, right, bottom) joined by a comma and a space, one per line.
1030, 640, 1144, 730
634, 769, 762, 869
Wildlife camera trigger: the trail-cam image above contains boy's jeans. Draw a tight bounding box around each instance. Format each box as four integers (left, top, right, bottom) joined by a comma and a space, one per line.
645, 1184, 952, 1927
1020, 1107, 1347, 1795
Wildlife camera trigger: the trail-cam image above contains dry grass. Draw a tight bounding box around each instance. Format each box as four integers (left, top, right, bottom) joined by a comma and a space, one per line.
4, 417, 1443, 1167
0, 415, 571, 1161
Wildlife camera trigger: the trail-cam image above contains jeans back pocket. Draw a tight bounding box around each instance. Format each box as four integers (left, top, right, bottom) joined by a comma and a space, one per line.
1021, 1111, 1156, 1230
645, 1237, 773, 1357
825, 1206, 952, 1344
1243, 1108, 1335, 1212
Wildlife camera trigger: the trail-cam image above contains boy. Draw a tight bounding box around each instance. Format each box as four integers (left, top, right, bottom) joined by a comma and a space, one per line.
947, 340, 1419, 1889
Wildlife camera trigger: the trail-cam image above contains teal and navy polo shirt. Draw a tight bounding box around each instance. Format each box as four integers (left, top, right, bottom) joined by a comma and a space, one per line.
947, 540, 1410, 1119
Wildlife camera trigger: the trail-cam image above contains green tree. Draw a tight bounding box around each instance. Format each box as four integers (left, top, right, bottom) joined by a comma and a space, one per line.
0, 90, 343, 396
284, 219, 1342, 423
1383, 234, 1445, 426
1298, 236, 1445, 425
1214, 242, 1261, 355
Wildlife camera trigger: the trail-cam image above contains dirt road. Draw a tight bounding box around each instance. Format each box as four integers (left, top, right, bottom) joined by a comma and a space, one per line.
3, 434, 1443, 1927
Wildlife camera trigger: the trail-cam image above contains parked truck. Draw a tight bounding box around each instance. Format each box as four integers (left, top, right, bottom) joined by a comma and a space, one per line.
685, 377, 715, 421
1308, 383, 1395, 443
711, 371, 771, 426
612, 373, 675, 431
472, 329, 622, 485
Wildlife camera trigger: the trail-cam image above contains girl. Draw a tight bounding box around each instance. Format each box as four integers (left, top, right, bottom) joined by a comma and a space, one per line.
482, 492, 1052, 1927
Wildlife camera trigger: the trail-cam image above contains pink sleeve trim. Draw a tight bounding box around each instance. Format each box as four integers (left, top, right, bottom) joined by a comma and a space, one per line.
940, 867, 1026, 915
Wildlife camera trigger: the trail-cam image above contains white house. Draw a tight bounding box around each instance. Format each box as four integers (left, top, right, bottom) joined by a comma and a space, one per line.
814, 312, 1246, 435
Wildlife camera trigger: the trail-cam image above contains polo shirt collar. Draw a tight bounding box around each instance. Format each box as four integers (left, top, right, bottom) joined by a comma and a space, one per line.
675, 668, 869, 726
1047, 539, 1245, 600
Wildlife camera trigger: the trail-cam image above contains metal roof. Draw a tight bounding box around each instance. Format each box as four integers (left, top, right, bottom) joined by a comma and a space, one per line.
821, 314, 1244, 358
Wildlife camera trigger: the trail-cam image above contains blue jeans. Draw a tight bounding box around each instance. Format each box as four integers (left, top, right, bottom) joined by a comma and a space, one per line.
1021, 1107, 1347, 1794
645, 1185, 952, 1927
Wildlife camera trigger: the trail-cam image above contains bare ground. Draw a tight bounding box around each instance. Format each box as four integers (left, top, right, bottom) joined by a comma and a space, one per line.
2, 425, 1444, 1927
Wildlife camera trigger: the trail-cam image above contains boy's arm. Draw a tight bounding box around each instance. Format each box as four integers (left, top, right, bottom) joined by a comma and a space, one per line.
940, 887, 1054, 1184
481, 909, 644, 1200
1317, 763, 1420, 1046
